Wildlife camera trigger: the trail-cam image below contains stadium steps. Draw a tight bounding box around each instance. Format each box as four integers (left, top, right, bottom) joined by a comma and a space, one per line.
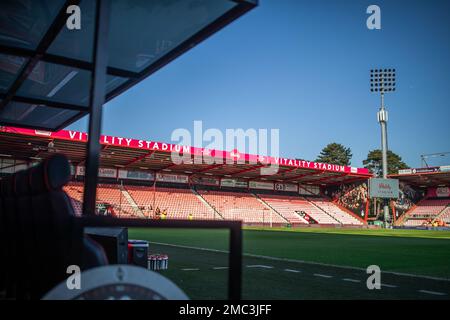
252, 193, 290, 224
303, 197, 342, 225
318, 192, 367, 225
395, 196, 429, 226
330, 200, 367, 225
432, 205, 450, 224
120, 188, 145, 218
191, 188, 224, 220
256, 194, 309, 224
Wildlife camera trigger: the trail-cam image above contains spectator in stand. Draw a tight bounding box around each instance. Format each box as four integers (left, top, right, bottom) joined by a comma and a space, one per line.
188, 213, 194, 221
332, 182, 368, 214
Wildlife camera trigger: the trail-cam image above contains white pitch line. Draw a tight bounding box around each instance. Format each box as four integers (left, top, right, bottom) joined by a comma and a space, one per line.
150, 241, 450, 282
342, 278, 361, 283
314, 273, 333, 278
246, 265, 273, 269
181, 268, 200, 271
284, 269, 301, 273
418, 290, 447, 296
213, 267, 229, 270
381, 283, 397, 288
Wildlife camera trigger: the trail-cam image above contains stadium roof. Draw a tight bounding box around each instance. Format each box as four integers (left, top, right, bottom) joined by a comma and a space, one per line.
389, 167, 450, 187
0, 126, 372, 185
0, 0, 256, 131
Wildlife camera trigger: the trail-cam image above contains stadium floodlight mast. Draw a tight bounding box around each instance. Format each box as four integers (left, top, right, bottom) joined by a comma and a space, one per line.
370, 68, 396, 226
420, 152, 450, 168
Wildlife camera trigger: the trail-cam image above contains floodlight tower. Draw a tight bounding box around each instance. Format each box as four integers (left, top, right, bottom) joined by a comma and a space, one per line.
370, 68, 396, 226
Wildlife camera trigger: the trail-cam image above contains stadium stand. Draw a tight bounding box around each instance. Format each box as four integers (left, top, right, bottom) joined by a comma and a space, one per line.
257, 194, 309, 225
198, 190, 286, 224
64, 183, 366, 225
126, 185, 217, 220
438, 207, 450, 224
63, 183, 84, 216
64, 182, 136, 217
403, 198, 450, 226
258, 194, 347, 225
309, 199, 363, 225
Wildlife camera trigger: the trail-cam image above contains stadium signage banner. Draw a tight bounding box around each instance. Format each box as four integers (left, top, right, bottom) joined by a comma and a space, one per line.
249, 181, 274, 190
427, 187, 450, 198
190, 176, 220, 186
411, 167, 440, 174
76, 166, 117, 178
118, 169, 154, 181
369, 178, 399, 199
2, 126, 371, 175
299, 185, 320, 195
221, 178, 248, 188
398, 167, 443, 175
156, 173, 188, 184
275, 183, 298, 192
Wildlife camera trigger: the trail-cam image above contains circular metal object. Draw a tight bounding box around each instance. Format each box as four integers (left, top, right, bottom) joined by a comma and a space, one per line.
43, 265, 188, 300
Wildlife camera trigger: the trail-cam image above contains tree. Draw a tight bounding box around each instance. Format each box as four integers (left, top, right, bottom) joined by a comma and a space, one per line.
316, 143, 352, 166
363, 149, 409, 176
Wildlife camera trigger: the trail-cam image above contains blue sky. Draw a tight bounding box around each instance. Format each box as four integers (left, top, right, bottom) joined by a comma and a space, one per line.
68, 0, 450, 168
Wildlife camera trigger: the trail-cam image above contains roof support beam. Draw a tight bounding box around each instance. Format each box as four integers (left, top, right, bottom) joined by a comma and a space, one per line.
160, 162, 179, 171
194, 163, 226, 174
304, 173, 348, 184
231, 165, 264, 177
6, 94, 87, 112
327, 177, 368, 186
0, 0, 81, 112
0, 44, 140, 79
283, 171, 324, 182
82, 0, 111, 216
124, 150, 155, 167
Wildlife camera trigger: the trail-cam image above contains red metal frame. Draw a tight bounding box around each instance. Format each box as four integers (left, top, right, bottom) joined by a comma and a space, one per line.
194, 163, 227, 174
231, 165, 265, 177
124, 150, 155, 167
283, 171, 324, 182
304, 173, 348, 184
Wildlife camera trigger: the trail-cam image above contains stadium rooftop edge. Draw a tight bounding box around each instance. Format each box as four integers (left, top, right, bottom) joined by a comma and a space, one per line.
0, 126, 372, 186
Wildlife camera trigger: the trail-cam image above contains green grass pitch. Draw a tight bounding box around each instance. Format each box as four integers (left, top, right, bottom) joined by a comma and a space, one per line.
128, 227, 450, 300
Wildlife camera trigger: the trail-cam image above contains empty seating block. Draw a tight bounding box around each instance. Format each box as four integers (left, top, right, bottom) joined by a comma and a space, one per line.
310, 199, 363, 225
404, 198, 450, 227
64, 182, 136, 217
199, 190, 285, 224
407, 199, 450, 218
126, 186, 216, 220
404, 198, 450, 226
258, 194, 308, 224
259, 194, 339, 224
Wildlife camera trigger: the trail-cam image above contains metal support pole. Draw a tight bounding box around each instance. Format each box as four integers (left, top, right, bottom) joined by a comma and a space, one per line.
377, 93, 390, 226
228, 222, 242, 300
82, 0, 111, 216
